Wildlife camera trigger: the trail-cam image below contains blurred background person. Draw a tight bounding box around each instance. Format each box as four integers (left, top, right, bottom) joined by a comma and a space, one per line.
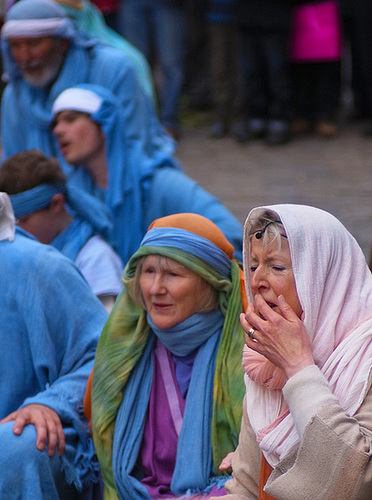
116, 0, 186, 140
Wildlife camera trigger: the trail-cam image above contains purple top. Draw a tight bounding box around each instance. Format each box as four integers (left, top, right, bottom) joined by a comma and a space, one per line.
139, 340, 226, 498
139, 343, 186, 497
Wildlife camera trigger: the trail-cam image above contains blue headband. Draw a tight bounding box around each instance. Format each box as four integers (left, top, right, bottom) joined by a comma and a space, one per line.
9, 183, 66, 218
140, 227, 231, 278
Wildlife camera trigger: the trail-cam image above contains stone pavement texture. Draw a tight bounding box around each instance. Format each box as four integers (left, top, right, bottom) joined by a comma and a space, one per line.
175, 121, 372, 261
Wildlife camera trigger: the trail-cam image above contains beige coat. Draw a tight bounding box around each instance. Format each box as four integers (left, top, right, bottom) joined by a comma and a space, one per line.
215, 387, 372, 500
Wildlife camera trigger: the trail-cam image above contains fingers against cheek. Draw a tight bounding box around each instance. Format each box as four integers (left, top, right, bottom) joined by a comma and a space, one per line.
240, 312, 249, 331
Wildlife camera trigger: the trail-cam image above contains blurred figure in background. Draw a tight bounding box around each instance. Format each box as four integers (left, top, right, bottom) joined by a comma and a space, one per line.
117, 0, 186, 140
235, 0, 293, 145
207, 0, 245, 141
290, 0, 342, 139
339, 0, 372, 136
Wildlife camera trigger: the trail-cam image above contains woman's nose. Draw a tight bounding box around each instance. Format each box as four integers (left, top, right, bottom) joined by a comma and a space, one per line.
250, 266, 269, 292
149, 274, 165, 294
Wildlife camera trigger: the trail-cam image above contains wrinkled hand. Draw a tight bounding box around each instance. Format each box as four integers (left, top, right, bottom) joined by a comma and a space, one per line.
241, 294, 314, 379
0, 404, 65, 457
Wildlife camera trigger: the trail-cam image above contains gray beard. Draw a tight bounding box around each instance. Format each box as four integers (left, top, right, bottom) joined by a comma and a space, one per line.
21, 51, 64, 89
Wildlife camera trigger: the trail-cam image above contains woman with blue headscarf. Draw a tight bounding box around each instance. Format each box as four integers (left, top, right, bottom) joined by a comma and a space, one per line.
85, 213, 246, 499
51, 84, 243, 265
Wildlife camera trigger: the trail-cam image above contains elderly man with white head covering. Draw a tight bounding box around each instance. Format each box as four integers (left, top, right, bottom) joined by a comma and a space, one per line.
0, 192, 108, 498
0, 0, 176, 167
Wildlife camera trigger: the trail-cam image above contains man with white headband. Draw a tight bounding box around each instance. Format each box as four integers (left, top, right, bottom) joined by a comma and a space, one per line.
51, 84, 244, 264
0, 0, 176, 167
0, 191, 107, 498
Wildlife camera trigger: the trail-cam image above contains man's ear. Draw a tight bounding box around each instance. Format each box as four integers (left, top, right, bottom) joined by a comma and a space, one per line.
50, 193, 66, 214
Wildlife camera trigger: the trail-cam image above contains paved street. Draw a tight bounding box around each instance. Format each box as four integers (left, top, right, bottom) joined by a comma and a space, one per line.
175, 119, 372, 261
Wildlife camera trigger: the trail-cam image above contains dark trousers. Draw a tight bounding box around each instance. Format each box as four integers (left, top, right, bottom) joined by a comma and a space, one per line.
292, 60, 341, 122
208, 23, 244, 125
340, 1, 372, 117
239, 29, 293, 123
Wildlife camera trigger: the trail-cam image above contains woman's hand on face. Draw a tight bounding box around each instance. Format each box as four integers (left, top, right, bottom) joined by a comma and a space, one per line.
241, 293, 315, 379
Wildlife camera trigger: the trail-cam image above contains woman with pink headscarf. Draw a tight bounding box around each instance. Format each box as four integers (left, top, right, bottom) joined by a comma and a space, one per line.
215, 204, 372, 500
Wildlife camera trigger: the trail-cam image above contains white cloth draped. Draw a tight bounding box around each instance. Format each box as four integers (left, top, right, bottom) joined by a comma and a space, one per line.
242, 204, 372, 466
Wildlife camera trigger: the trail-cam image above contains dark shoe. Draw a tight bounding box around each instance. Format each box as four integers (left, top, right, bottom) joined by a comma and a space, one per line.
290, 118, 311, 135
231, 121, 249, 142
265, 121, 290, 145
247, 118, 266, 139
210, 121, 227, 139
314, 121, 337, 138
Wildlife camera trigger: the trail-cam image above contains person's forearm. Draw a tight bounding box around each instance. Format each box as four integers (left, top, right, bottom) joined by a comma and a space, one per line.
283, 364, 338, 438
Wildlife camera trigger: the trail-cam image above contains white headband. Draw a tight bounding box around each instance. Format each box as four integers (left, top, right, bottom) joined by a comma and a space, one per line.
52, 88, 103, 116
2, 18, 65, 38
0, 192, 15, 242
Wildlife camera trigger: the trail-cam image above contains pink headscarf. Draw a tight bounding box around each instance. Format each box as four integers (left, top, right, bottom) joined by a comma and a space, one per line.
242, 204, 372, 466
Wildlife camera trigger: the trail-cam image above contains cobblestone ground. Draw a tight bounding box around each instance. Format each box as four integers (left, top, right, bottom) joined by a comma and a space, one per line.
175, 118, 372, 261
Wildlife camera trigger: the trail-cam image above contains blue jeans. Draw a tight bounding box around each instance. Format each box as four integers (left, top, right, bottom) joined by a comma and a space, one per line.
118, 0, 186, 129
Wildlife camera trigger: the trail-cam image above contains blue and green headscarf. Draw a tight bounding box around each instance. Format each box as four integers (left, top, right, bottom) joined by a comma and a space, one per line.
91, 213, 246, 499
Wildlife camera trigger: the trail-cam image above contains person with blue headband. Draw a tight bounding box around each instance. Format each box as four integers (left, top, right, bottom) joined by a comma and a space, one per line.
0, 149, 123, 312
0, 192, 108, 499
84, 212, 247, 499
0, 0, 176, 163
51, 84, 243, 266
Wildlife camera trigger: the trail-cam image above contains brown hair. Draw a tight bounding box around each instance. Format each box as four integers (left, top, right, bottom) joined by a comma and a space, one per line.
0, 149, 66, 194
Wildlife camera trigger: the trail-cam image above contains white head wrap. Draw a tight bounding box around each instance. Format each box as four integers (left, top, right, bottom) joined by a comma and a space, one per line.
243, 204, 372, 466
2, 18, 66, 38
1, 0, 77, 40
52, 87, 103, 116
0, 192, 15, 242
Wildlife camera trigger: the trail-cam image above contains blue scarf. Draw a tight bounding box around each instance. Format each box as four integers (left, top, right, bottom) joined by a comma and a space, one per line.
147, 310, 224, 357
52, 218, 94, 262
112, 310, 225, 498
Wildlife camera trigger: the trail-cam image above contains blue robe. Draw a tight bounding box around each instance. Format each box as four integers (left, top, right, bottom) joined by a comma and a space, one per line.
0, 228, 108, 498
68, 165, 243, 264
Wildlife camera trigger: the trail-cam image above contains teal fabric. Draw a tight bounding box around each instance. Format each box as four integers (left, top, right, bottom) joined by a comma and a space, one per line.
60, 0, 155, 99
